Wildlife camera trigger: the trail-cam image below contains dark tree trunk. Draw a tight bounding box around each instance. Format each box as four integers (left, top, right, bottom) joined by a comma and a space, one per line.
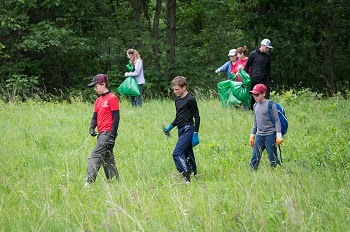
326, 37, 336, 96
165, 0, 176, 81
133, 0, 142, 48
142, 0, 162, 73
323, 2, 336, 96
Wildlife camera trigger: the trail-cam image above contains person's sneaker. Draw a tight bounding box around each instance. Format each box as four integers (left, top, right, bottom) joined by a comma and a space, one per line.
84, 182, 90, 188
184, 170, 191, 183
193, 170, 197, 178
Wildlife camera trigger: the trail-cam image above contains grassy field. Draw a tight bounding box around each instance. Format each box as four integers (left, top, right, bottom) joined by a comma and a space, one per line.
0, 92, 349, 231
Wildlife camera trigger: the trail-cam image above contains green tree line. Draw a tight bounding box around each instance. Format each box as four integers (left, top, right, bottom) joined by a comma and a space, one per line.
1, 0, 349, 99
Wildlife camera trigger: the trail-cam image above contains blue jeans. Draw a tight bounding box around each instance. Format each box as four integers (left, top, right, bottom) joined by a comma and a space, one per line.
250, 134, 280, 170
172, 125, 197, 174
130, 84, 143, 107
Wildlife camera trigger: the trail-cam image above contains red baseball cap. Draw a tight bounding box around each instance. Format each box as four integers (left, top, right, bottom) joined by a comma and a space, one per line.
88, 74, 108, 87
250, 84, 267, 94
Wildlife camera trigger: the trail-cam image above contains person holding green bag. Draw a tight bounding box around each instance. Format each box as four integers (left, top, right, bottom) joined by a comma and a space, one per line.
215, 49, 238, 80
124, 49, 145, 107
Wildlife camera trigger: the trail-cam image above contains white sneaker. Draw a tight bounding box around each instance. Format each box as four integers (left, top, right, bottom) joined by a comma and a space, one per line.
84, 182, 90, 188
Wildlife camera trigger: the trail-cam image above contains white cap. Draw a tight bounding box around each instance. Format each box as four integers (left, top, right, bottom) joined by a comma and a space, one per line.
228, 49, 237, 56
261, 39, 273, 48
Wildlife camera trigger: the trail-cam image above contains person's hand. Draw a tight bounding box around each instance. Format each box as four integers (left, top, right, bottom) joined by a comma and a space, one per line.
250, 134, 255, 147
215, 69, 220, 74
89, 128, 97, 137
125, 72, 129, 77
163, 124, 173, 136
106, 135, 116, 149
192, 132, 199, 147
276, 132, 283, 146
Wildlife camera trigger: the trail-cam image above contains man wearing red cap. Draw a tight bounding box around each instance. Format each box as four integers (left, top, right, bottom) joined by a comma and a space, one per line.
249, 84, 283, 170
85, 74, 119, 187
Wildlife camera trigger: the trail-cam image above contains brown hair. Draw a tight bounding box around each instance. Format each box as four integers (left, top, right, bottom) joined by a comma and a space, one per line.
127, 49, 141, 66
236, 46, 248, 56
172, 76, 187, 87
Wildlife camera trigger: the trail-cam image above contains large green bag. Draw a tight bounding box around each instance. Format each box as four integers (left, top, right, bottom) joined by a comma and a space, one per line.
117, 63, 140, 96
117, 77, 140, 96
126, 62, 134, 72
217, 70, 251, 108
238, 69, 251, 88
217, 80, 242, 107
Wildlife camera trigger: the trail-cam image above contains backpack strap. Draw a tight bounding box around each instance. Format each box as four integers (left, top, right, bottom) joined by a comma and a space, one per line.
278, 145, 283, 163
253, 102, 257, 113
269, 101, 283, 163
268, 101, 275, 125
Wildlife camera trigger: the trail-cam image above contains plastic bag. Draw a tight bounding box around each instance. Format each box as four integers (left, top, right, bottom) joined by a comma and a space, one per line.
238, 69, 251, 88
126, 62, 134, 72
217, 72, 251, 108
117, 77, 140, 96
117, 63, 140, 96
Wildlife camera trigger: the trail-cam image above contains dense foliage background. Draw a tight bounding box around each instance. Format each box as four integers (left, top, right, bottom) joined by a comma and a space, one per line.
1, 0, 349, 100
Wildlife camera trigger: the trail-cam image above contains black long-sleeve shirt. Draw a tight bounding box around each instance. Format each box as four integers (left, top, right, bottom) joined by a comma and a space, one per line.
244, 48, 271, 84
171, 93, 200, 132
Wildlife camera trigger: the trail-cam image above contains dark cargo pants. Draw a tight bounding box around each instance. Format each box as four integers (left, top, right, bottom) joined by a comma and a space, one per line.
86, 131, 118, 183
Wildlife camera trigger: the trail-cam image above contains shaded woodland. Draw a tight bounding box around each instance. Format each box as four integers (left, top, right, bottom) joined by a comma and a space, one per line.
1, 0, 349, 99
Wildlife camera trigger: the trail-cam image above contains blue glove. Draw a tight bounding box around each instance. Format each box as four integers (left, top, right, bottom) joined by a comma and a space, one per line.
192, 132, 199, 147
163, 124, 173, 136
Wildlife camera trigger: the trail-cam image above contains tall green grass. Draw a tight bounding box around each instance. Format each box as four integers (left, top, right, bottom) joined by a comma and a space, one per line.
0, 94, 349, 231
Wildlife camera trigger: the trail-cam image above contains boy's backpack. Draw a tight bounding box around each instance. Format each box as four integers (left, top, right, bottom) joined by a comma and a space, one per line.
268, 101, 288, 163
268, 101, 288, 136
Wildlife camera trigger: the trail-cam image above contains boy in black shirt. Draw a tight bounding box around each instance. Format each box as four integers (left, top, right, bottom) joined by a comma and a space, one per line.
164, 76, 200, 183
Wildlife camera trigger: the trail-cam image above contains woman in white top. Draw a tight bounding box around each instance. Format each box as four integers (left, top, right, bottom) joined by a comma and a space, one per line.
125, 49, 145, 107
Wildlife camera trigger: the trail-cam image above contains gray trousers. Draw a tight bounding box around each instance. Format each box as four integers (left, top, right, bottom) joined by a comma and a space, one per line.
86, 132, 118, 183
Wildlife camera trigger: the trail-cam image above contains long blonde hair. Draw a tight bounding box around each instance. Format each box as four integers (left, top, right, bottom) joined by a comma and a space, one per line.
127, 49, 141, 66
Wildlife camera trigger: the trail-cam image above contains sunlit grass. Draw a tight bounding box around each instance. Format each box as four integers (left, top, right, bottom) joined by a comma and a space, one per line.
0, 94, 349, 231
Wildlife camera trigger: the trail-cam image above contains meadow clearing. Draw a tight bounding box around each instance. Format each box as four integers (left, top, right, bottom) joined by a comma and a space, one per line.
0, 91, 349, 231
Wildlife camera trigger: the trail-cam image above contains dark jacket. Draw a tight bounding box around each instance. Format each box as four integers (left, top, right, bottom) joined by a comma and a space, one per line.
244, 48, 271, 84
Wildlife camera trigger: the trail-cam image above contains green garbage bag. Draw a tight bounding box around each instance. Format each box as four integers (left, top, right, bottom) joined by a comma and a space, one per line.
238, 70, 251, 88
117, 76, 140, 96
126, 62, 134, 72
231, 82, 251, 107
217, 80, 241, 107
117, 62, 140, 96
217, 77, 251, 108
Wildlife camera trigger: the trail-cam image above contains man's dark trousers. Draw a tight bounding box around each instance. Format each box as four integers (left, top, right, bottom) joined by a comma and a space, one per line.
86, 131, 118, 183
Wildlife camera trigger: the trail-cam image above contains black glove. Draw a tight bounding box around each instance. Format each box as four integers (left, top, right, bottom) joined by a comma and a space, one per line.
106, 135, 116, 149
89, 128, 97, 137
